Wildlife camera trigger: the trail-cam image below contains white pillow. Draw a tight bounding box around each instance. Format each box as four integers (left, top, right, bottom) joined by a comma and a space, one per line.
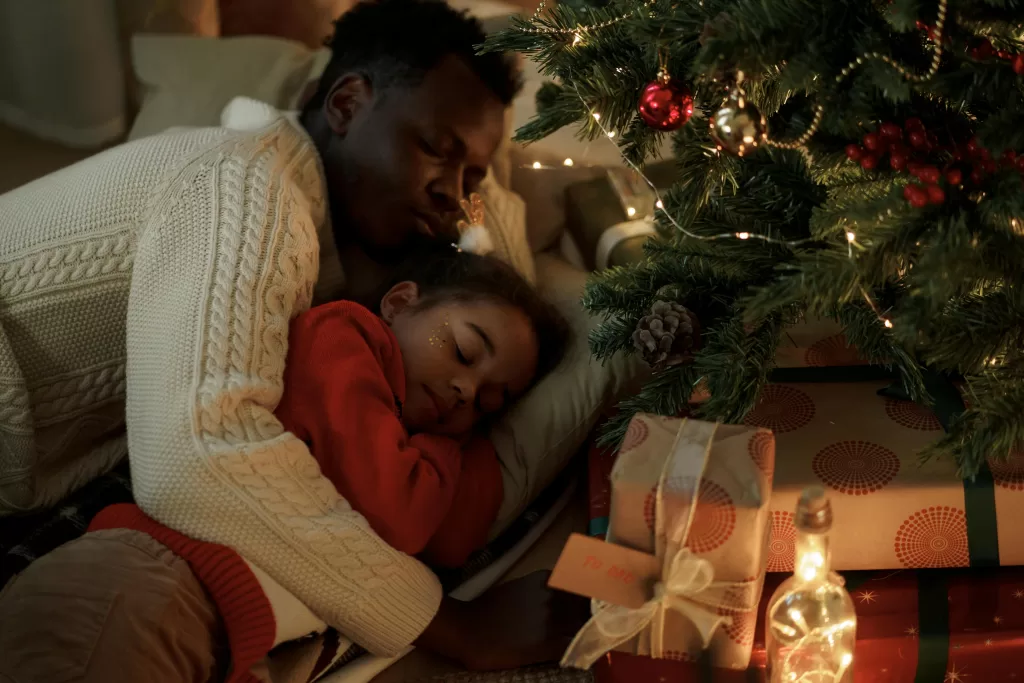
128, 35, 329, 141
489, 253, 648, 533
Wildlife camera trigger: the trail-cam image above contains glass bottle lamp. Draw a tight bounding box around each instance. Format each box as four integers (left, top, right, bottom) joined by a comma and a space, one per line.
766, 486, 856, 682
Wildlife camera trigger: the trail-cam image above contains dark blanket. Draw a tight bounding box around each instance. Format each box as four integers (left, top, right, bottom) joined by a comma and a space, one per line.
0, 459, 134, 586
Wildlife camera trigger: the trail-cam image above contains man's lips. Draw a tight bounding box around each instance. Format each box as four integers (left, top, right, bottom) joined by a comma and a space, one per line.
423, 385, 449, 423
411, 210, 444, 238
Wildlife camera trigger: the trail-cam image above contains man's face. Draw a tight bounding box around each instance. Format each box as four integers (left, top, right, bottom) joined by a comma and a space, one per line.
323, 56, 506, 257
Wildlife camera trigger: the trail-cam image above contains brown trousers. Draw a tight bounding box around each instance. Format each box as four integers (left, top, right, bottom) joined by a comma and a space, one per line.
0, 528, 227, 683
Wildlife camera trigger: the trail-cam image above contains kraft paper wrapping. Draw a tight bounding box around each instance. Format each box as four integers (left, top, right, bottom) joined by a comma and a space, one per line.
745, 379, 1024, 570
606, 415, 775, 669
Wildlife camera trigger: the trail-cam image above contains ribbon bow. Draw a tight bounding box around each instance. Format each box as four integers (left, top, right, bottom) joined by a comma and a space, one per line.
561, 418, 757, 670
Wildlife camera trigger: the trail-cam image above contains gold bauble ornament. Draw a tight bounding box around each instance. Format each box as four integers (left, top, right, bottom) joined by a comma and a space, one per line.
709, 89, 767, 157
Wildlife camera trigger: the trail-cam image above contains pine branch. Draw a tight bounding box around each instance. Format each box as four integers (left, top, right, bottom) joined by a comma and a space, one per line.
495, 0, 1024, 476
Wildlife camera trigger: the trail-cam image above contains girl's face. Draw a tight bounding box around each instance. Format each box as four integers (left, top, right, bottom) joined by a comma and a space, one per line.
381, 282, 539, 436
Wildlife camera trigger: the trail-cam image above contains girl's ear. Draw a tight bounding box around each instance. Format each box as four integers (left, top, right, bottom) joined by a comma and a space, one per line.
379, 281, 420, 324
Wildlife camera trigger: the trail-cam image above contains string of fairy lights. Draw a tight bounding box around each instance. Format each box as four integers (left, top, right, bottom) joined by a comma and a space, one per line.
519, 0, 955, 330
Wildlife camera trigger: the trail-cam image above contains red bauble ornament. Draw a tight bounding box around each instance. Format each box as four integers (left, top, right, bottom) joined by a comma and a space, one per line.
905, 117, 924, 132
638, 77, 693, 131
926, 184, 945, 204
908, 130, 928, 149
946, 168, 963, 185
890, 152, 908, 171
1001, 150, 1017, 167
860, 154, 879, 170
863, 132, 882, 151
845, 144, 864, 161
1014, 54, 1024, 75
966, 137, 981, 157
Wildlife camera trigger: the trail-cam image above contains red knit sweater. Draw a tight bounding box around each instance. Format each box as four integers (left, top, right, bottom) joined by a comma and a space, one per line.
275, 301, 503, 567
90, 302, 504, 681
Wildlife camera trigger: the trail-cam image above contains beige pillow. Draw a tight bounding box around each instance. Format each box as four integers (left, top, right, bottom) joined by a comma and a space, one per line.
128, 35, 329, 141
489, 252, 648, 533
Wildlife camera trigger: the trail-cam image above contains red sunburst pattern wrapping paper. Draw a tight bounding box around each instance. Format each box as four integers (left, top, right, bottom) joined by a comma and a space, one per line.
752, 380, 1024, 570
602, 414, 775, 669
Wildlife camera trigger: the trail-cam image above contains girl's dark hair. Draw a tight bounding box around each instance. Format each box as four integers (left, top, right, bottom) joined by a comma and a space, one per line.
379, 249, 571, 381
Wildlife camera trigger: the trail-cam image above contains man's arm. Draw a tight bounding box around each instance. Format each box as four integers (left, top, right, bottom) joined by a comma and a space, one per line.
124, 123, 440, 655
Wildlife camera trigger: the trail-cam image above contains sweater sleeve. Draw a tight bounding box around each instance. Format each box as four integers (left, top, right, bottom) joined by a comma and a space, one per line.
276, 305, 464, 557
124, 121, 441, 657
421, 435, 503, 568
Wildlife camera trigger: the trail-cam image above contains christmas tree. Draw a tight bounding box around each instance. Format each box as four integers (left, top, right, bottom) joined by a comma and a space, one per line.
486, 0, 1024, 477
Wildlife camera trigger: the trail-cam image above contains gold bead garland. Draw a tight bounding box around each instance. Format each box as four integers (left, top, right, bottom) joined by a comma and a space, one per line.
521, 0, 656, 36
767, 0, 948, 149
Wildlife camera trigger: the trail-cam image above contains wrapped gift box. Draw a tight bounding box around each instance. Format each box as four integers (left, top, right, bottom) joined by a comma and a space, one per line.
588, 438, 1024, 682
590, 567, 1024, 683
744, 379, 1024, 570
572, 414, 775, 669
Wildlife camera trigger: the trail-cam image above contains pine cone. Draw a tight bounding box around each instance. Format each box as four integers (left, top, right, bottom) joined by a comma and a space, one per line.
632, 301, 700, 369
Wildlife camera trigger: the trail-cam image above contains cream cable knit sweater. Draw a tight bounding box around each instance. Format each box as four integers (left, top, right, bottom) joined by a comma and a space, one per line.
0, 105, 441, 654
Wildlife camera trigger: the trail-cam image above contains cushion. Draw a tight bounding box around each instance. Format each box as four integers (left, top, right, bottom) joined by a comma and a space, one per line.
128, 35, 330, 141
488, 252, 647, 534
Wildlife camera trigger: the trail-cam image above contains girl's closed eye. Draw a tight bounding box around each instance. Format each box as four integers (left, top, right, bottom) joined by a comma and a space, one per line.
455, 344, 470, 365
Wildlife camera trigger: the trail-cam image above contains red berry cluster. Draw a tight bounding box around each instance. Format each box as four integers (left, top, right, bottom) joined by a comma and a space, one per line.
970, 38, 1024, 74
845, 119, 1024, 209
915, 23, 1024, 75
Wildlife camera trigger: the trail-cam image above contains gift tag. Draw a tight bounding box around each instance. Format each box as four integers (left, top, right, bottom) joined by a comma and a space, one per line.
548, 533, 661, 609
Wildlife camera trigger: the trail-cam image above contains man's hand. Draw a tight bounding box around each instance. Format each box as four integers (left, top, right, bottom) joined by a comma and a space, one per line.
415, 571, 590, 671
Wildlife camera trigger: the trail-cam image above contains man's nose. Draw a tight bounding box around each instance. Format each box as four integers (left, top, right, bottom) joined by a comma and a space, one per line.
430, 165, 464, 215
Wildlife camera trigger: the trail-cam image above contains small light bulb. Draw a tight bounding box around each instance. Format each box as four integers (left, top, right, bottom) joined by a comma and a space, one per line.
592, 112, 601, 121
883, 319, 893, 329
573, 33, 583, 46
532, 161, 542, 169
841, 652, 853, 667
607, 130, 616, 138
846, 231, 856, 242
737, 232, 750, 240
626, 207, 636, 217
563, 158, 574, 167
655, 200, 664, 209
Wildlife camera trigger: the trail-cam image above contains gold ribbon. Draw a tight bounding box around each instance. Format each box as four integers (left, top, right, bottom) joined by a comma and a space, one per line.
561, 418, 758, 669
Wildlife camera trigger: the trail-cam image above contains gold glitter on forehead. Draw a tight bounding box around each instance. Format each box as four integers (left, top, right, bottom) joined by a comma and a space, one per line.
429, 315, 450, 347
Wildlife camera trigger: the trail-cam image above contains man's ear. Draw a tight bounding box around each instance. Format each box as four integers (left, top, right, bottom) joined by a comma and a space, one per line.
323, 73, 373, 137
379, 281, 420, 324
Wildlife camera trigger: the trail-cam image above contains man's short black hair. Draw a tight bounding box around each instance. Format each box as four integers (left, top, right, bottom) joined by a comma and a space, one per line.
304, 0, 521, 114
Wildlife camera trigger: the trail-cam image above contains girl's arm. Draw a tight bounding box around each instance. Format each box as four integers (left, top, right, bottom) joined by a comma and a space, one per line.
276, 302, 464, 557
421, 434, 503, 568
